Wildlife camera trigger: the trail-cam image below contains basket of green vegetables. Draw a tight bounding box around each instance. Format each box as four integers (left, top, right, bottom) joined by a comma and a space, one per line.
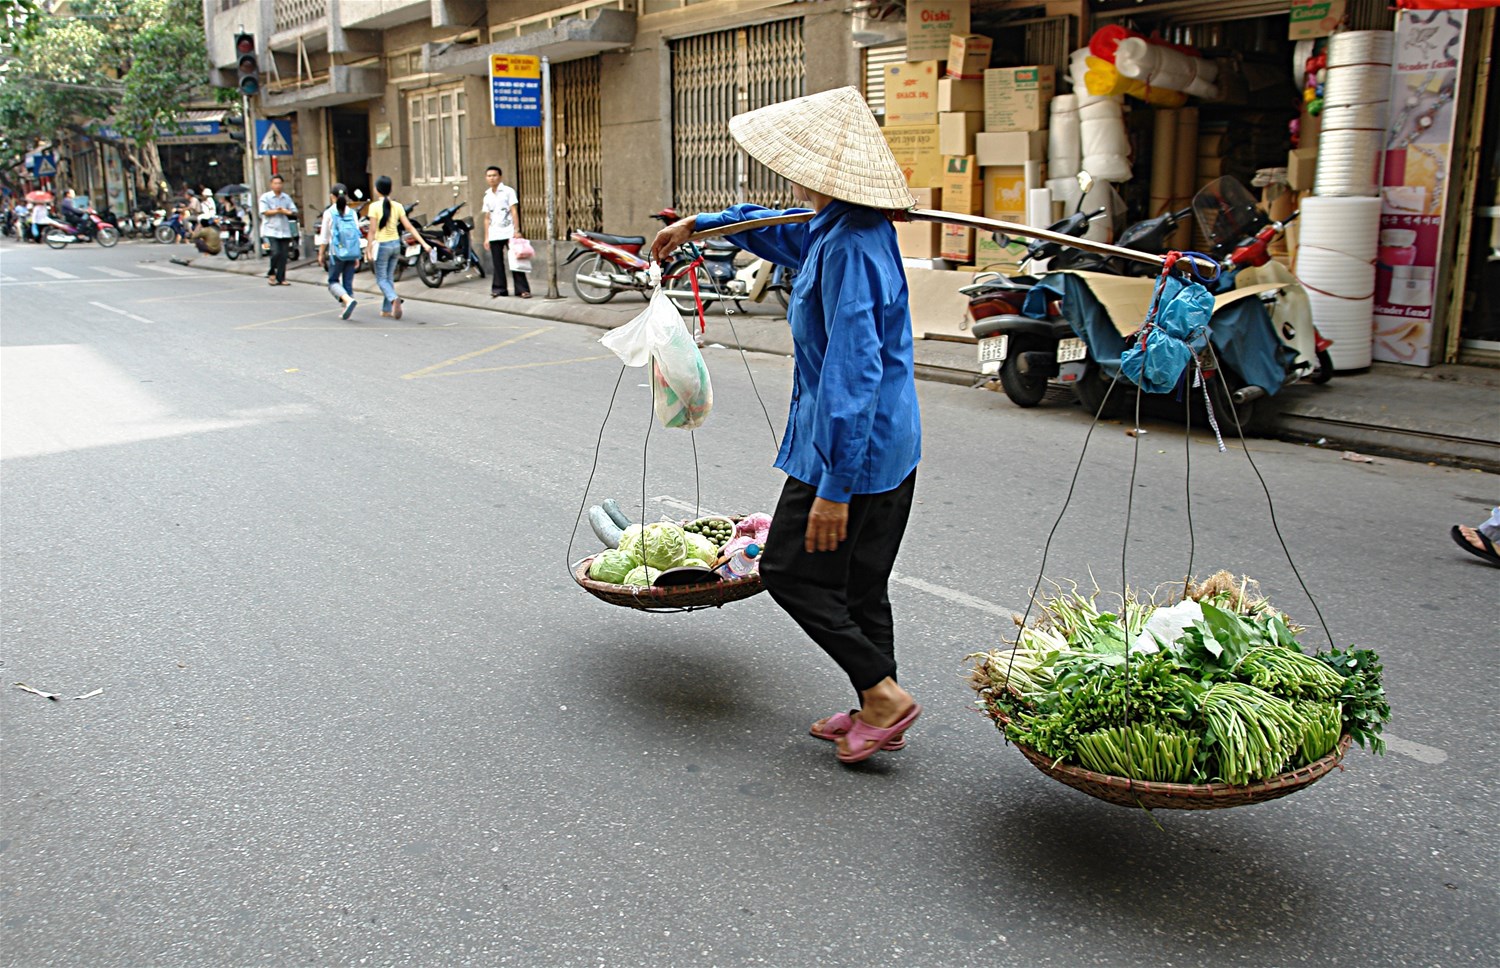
968, 572, 1389, 810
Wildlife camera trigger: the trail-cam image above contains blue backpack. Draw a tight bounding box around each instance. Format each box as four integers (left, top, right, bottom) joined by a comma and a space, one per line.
328, 207, 362, 261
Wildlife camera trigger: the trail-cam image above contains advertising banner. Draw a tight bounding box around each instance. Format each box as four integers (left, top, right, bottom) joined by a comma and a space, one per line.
1373, 8, 1467, 366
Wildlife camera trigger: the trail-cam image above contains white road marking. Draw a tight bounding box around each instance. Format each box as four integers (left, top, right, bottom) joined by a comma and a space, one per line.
92, 266, 138, 278
88, 301, 155, 325
34, 266, 77, 280
137, 263, 194, 276
0, 275, 15, 282
651, 494, 1015, 618
1381, 733, 1448, 764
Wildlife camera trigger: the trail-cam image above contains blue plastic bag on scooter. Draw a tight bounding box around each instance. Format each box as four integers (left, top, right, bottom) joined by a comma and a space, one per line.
1118, 275, 1213, 394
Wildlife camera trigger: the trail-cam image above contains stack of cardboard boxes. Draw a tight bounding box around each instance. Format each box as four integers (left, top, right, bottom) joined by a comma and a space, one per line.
880, 21, 1053, 268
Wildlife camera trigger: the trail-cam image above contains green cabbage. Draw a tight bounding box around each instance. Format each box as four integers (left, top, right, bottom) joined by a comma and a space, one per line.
588, 549, 637, 584
617, 525, 643, 562
641, 522, 689, 570
624, 565, 661, 587
684, 531, 717, 565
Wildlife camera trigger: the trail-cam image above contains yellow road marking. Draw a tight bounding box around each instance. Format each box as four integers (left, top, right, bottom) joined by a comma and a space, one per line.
400, 326, 552, 380
139, 283, 267, 303
416, 353, 616, 378
235, 310, 337, 330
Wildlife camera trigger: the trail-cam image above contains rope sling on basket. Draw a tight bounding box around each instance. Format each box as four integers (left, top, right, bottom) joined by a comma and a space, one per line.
568, 249, 784, 612
967, 251, 1389, 811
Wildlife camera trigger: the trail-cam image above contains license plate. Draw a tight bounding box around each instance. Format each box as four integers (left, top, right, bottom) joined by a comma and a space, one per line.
1057, 338, 1087, 363
978, 335, 1008, 364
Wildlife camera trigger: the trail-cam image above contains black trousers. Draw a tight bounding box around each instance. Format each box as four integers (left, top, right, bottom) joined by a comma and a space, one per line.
488, 239, 531, 296
266, 236, 291, 283
760, 471, 917, 694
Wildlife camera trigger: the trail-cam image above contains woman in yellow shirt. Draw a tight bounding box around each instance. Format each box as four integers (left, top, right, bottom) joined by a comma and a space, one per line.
367, 175, 432, 319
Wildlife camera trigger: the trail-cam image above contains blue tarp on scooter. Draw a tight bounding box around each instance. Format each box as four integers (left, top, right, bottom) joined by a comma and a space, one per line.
1022, 273, 1294, 395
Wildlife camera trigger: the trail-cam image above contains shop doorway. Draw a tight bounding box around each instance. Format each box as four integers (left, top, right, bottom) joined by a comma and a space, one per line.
330, 110, 370, 201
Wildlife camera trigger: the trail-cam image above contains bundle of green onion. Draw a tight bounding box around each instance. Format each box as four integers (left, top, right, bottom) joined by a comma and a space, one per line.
968, 572, 1390, 787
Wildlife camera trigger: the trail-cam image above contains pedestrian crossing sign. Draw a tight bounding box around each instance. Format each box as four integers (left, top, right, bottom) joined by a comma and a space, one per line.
254, 119, 293, 157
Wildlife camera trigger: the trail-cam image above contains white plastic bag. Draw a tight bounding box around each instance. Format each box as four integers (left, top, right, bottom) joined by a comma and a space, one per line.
600, 285, 713, 430
507, 248, 532, 274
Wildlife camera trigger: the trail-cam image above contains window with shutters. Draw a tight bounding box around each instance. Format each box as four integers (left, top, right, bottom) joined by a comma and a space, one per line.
862, 42, 907, 119
406, 85, 467, 184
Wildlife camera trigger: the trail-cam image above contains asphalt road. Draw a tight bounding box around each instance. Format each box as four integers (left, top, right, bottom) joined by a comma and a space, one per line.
2, 239, 1496, 967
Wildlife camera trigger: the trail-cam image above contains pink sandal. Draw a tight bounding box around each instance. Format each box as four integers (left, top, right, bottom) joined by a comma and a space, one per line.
810, 710, 906, 751
836, 705, 921, 764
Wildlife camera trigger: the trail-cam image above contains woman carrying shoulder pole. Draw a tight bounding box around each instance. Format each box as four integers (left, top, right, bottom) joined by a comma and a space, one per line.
367, 176, 432, 320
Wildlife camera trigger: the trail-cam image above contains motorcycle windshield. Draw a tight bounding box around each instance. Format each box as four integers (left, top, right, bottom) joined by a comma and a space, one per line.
1192, 177, 1261, 251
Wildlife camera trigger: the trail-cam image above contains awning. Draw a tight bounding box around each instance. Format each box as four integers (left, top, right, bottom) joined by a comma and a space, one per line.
262, 65, 384, 111
422, 7, 635, 76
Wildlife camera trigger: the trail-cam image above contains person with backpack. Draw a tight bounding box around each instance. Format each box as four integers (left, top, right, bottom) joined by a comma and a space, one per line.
316, 183, 363, 320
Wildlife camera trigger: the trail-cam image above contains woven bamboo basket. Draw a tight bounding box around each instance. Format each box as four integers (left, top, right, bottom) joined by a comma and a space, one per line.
986, 701, 1352, 810
573, 557, 764, 612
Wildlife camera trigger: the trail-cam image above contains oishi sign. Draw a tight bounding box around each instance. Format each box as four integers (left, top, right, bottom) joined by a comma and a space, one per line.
490, 54, 542, 128
906, 1, 970, 62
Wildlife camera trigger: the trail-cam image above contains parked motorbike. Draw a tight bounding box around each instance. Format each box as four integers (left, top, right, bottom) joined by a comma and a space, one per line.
45, 211, 119, 249
390, 201, 423, 283
154, 210, 189, 244
563, 209, 681, 304
416, 200, 483, 288
257, 220, 302, 262
220, 215, 255, 260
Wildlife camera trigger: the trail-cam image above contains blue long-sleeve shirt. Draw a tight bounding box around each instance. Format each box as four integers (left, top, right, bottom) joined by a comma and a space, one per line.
694, 201, 921, 502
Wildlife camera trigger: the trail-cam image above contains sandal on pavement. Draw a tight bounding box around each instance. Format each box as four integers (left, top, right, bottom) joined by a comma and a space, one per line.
837, 705, 921, 764
811, 710, 906, 751
1451, 525, 1500, 566
392, 298, 403, 320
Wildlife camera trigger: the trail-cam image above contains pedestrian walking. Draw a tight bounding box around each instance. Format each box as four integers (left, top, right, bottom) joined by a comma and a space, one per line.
650, 87, 922, 764
481, 165, 530, 299
365, 175, 432, 319
28, 198, 50, 243
259, 174, 298, 286
317, 183, 362, 320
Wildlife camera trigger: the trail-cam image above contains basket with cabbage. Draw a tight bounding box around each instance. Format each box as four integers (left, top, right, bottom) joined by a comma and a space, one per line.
967, 572, 1390, 810
575, 499, 773, 611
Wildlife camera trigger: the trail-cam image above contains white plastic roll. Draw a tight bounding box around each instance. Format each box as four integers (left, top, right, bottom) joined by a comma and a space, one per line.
1046, 176, 1082, 213
1079, 97, 1132, 182
1319, 102, 1388, 132
1113, 37, 1220, 100
1315, 129, 1385, 196
1327, 30, 1394, 67
1026, 188, 1054, 228
1296, 195, 1381, 370
1069, 48, 1110, 107
1323, 66, 1391, 105
1049, 94, 1082, 178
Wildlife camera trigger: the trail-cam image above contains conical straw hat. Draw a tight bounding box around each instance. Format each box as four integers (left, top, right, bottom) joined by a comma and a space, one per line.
729, 87, 916, 211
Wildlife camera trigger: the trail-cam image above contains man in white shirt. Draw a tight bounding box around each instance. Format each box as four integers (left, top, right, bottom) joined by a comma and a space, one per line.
199, 187, 217, 224
258, 174, 298, 285
480, 165, 530, 298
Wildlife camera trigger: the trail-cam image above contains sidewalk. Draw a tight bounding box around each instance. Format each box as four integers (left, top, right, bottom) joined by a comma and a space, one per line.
168, 246, 1500, 472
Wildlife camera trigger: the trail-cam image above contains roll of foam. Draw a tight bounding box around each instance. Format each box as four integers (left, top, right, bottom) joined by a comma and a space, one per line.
1049, 95, 1082, 178
1319, 102, 1388, 132
1327, 30, 1394, 66
1069, 48, 1110, 107
1296, 196, 1381, 370
1315, 129, 1385, 195
1027, 188, 1054, 228
1113, 37, 1220, 99
1323, 66, 1391, 106
1047, 176, 1083, 213
1079, 97, 1131, 182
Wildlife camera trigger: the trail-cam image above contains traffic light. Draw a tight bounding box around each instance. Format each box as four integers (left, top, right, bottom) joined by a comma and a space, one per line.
235, 33, 259, 96
225, 114, 245, 144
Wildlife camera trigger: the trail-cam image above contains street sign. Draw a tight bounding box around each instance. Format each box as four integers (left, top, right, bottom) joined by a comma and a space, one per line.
30, 152, 56, 177
490, 54, 542, 127
254, 119, 293, 157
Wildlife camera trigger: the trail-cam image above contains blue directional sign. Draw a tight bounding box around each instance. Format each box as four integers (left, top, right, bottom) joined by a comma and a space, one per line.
254, 119, 293, 157
490, 54, 542, 128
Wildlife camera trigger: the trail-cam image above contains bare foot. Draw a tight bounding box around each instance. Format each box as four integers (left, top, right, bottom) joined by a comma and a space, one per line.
1457, 525, 1488, 551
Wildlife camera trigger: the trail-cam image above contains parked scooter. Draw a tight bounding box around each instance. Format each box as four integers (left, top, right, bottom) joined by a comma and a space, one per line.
392, 201, 423, 283
416, 198, 483, 288
154, 209, 188, 244
221, 215, 255, 260
563, 209, 680, 304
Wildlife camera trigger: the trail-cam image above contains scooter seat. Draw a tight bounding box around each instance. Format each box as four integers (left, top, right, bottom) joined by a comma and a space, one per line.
581, 231, 644, 247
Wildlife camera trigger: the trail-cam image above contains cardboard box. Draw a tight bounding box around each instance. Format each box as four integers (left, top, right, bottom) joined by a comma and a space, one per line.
938, 111, 985, 156
1287, 148, 1317, 191
982, 161, 1045, 220
974, 129, 1047, 167
906, 0, 969, 62
973, 232, 1023, 269
983, 65, 1055, 132
895, 220, 943, 259
938, 77, 984, 113
885, 61, 941, 127
910, 187, 942, 210
940, 224, 974, 262
946, 33, 992, 79
942, 154, 981, 214
882, 124, 943, 188
1290, 0, 1346, 40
